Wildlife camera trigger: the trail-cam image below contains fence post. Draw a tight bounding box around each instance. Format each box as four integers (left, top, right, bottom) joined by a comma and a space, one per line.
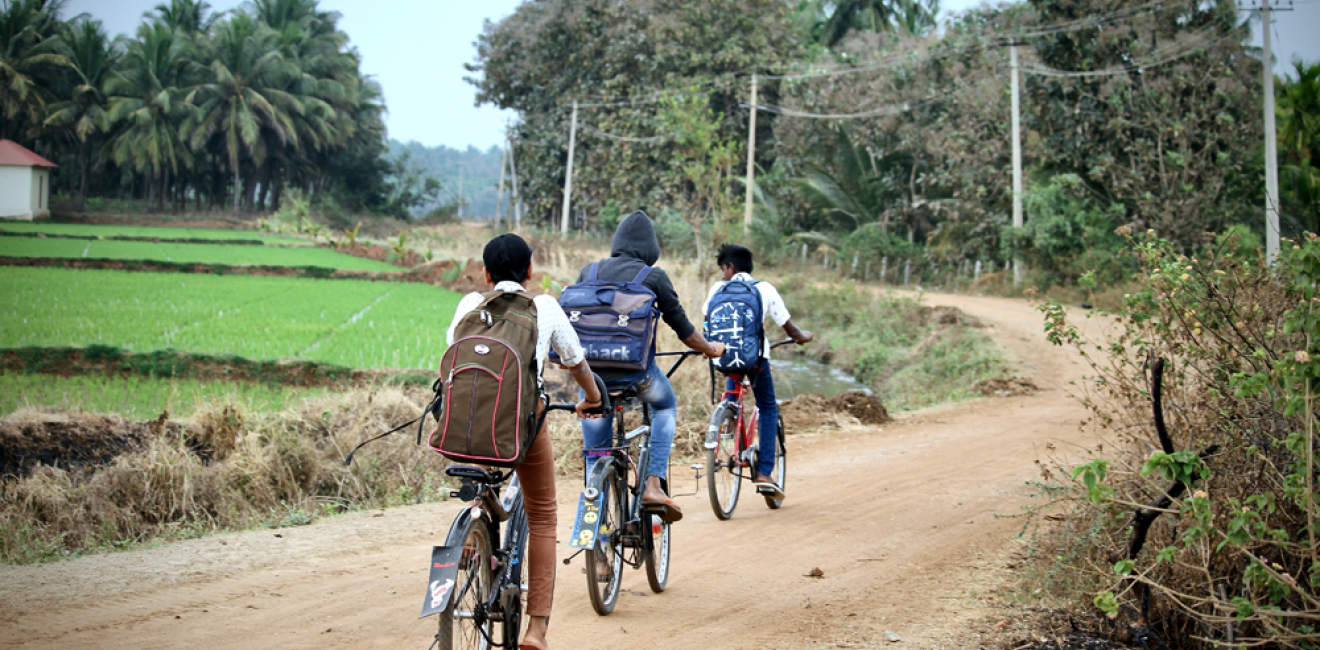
824, 252, 830, 270
851, 253, 859, 277
904, 258, 911, 286
801, 242, 808, 265
974, 259, 982, 278
881, 257, 888, 283
988, 260, 996, 275
864, 260, 871, 282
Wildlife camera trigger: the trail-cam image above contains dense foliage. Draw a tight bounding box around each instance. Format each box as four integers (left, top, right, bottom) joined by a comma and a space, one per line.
0, 0, 427, 218
1039, 230, 1320, 648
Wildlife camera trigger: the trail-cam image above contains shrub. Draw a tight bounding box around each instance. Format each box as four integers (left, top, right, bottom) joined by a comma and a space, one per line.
1036, 229, 1320, 648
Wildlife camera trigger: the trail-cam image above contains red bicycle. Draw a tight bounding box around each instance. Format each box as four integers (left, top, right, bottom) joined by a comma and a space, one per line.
703, 338, 794, 520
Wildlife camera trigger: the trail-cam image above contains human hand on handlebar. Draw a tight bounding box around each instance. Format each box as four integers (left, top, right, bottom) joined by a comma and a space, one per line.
576, 396, 605, 419
705, 341, 726, 359
795, 330, 814, 345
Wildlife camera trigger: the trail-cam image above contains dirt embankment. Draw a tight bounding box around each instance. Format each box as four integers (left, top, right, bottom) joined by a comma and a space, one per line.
779, 390, 891, 431
0, 346, 425, 388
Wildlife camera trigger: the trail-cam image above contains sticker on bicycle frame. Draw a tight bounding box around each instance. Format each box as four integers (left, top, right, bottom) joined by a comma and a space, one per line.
419, 545, 462, 618
582, 450, 612, 458
569, 491, 603, 550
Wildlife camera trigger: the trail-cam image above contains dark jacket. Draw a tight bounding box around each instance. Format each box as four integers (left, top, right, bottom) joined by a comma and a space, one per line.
577, 211, 695, 383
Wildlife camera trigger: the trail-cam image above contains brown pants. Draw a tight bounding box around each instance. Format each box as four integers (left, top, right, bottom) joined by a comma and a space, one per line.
513, 418, 556, 617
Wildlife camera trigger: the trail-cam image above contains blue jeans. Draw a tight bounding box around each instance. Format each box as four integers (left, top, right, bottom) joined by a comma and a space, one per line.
581, 361, 677, 481
726, 358, 779, 478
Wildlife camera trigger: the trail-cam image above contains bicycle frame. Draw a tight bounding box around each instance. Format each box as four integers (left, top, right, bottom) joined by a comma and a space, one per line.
709, 339, 794, 477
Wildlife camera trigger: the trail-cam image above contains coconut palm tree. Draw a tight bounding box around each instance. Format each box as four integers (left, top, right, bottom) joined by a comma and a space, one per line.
1277, 59, 1320, 234
809, 0, 927, 47
0, 0, 71, 141
106, 22, 195, 211
151, 0, 221, 35
186, 12, 298, 213
43, 16, 118, 209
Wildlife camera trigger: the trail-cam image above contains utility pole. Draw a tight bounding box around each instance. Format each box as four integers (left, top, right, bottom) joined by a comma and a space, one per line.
495, 140, 508, 228
743, 73, 758, 237
458, 165, 464, 220
1010, 43, 1024, 286
508, 135, 522, 228
561, 100, 578, 235
1262, 0, 1281, 263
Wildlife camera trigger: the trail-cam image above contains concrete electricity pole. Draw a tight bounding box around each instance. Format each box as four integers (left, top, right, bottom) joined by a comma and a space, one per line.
561, 100, 579, 235
495, 140, 508, 228
1010, 43, 1024, 287
1262, 0, 1281, 263
743, 73, 758, 237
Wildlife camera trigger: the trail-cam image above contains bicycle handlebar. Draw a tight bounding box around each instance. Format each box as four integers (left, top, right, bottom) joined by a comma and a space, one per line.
545, 373, 611, 416
656, 349, 702, 378
770, 338, 795, 350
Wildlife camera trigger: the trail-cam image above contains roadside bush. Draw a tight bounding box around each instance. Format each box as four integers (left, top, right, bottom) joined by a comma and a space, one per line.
1001, 174, 1131, 289
1036, 229, 1320, 648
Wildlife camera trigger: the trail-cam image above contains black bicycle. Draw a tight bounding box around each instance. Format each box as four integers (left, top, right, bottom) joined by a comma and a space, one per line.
565, 350, 699, 616
420, 397, 591, 650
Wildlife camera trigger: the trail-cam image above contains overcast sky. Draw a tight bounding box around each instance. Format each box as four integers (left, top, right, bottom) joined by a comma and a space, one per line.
66, 0, 1320, 152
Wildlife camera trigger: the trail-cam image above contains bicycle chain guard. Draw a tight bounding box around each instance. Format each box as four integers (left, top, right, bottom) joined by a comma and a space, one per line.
419, 545, 463, 618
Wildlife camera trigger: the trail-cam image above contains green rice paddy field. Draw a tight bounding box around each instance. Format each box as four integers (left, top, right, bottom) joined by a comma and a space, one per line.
0, 237, 400, 271
0, 371, 330, 418
0, 267, 462, 370
0, 222, 303, 243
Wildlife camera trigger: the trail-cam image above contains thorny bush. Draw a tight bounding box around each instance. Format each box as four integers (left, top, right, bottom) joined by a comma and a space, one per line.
1039, 229, 1320, 648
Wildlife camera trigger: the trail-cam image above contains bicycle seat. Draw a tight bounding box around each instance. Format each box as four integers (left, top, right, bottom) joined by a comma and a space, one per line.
446, 465, 504, 483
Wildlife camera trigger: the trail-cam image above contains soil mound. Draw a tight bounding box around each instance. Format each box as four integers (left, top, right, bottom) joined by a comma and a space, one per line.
915, 305, 984, 328
0, 409, 180, 478
779, 390, 890, 431
972, 377, 1039, 396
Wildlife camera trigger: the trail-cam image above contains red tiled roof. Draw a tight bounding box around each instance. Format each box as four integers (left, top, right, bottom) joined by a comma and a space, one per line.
0, 139, 57, 167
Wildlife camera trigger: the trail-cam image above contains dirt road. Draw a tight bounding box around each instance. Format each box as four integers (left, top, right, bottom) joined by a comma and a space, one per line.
0, 294, 1113, 650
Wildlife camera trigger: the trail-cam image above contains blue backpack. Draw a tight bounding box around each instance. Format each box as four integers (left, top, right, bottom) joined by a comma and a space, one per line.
550, 262, 659, 371
706, 279, 764, 373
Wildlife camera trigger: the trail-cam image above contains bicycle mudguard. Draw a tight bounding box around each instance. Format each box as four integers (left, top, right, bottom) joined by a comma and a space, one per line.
569, 489, 604, 550
419, 545, 463, 618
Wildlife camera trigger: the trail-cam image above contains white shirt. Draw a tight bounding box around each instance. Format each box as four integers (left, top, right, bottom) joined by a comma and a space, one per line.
446, 281, 586, 378
701, 272, 791, 358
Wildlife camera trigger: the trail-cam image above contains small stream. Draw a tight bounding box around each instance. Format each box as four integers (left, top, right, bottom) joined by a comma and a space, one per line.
766, 353, 871, 399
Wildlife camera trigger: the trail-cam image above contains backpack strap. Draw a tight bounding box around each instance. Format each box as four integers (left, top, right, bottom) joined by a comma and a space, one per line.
587, 262, 599, 281
632, 265, 653, 284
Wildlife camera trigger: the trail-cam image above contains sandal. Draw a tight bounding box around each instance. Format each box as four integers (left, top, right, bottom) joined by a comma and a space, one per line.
643, 497, 683, 523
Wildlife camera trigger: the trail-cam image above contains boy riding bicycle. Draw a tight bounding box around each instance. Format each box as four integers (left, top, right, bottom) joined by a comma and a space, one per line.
445, 233, 604, 650
702, 244, 813, 500
576, 211, 725, 523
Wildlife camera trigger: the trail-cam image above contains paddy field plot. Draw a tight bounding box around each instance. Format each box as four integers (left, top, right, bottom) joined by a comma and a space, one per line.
0, 222, 304, 243
0, 371, 331, 418
0, 267, 462, 369
0, 237, 399, 272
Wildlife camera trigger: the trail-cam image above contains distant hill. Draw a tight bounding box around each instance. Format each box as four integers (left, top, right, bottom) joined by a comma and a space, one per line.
386, 139, 504, 218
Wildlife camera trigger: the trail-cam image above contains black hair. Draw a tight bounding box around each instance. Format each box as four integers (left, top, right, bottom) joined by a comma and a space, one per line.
716, 243, 754, 274
483, 233, 534, 283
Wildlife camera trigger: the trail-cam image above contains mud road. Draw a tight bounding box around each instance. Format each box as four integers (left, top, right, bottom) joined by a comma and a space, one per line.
0, 294, 1115, 649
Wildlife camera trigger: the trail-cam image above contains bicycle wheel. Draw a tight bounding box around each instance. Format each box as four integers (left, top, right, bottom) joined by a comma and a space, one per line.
764, 416, 787, 510
499, 508, 527, 649
705, 405, 741, 520
436, 520, 495, 650
644, 512, 670, 593
584, 464, 624, 616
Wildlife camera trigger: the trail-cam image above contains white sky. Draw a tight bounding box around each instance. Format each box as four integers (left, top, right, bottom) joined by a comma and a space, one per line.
66, 0, 1320, 151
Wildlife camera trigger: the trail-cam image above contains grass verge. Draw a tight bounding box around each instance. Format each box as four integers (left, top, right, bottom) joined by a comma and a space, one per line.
0, 237, 399, 271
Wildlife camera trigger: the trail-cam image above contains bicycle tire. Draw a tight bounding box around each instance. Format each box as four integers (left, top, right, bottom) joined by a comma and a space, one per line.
436, 519, 495, 650
644, 511, 670, 593
584, 463, 624, 616
500, 507, 528, 649
705, 405, 741, 520
764, 416, 787, 510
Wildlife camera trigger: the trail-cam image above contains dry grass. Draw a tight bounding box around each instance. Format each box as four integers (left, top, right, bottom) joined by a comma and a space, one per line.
0, 385, 445, 564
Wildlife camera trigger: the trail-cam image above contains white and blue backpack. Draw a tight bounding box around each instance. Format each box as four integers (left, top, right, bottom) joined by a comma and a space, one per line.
706, 279, 764, 373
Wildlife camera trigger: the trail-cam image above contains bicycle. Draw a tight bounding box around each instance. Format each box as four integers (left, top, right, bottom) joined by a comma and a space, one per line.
420, 394, 598, 650
565, 350, 700, 616
704, 338, 795, 520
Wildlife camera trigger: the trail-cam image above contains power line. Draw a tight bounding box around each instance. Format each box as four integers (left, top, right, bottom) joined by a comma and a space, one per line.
581, 126, 670, 143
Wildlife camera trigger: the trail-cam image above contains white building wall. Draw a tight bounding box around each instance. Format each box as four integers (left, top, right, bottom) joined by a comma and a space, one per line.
0, 166, 35, 220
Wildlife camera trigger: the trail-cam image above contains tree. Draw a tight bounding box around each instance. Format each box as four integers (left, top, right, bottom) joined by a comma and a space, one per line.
42, 16, 118, 210
658, 92, 738, 263
1276, 59, 1320, 235
0, 0, 70, 142
468, 0, 801, 229
105, 22, 195, 212
186, 13, 297, 213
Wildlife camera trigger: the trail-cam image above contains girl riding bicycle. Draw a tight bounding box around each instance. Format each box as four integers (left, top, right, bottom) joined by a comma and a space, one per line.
444, 234, 604, 650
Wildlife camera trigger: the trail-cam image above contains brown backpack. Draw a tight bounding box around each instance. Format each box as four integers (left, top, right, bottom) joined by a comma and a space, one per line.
428, 290, 542, 467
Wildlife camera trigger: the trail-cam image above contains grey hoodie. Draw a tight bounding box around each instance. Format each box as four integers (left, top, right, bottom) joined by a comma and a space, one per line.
576, 210, 696, 357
